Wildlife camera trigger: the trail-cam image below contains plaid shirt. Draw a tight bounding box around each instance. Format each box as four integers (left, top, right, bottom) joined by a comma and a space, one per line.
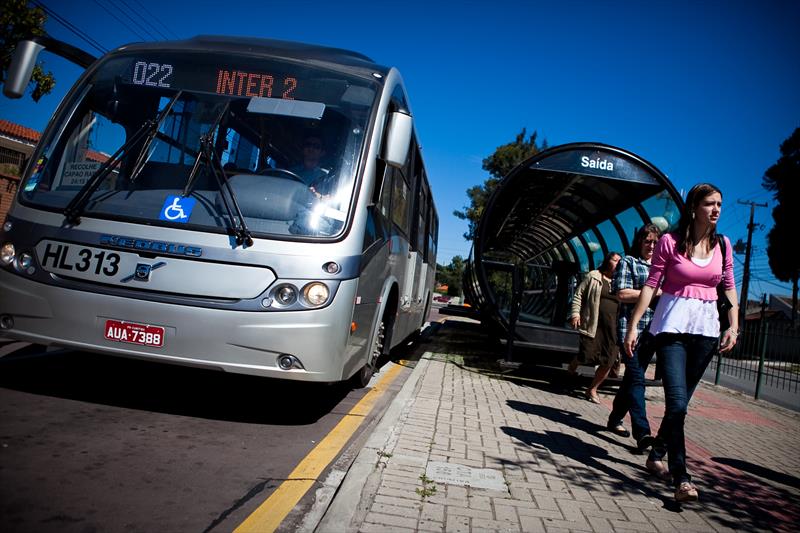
611, 255, 654, 342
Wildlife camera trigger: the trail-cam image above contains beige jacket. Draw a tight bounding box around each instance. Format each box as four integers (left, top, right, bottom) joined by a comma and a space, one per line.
570, 270, 604, 339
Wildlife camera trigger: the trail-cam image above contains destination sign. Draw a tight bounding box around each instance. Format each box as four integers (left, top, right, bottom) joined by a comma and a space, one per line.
128, 60, 300, 100
110, 51, 373, 108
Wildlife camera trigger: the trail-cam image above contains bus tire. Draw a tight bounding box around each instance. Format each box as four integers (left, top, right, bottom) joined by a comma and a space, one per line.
352, 318, 385, 388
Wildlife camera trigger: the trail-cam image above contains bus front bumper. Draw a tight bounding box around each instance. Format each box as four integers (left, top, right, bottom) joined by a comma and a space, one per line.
0, 270, 362, 382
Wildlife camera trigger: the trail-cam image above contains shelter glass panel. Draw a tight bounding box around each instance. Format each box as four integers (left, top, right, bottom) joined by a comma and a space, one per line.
597, 219, 625, 258
615, 206, 648, 250
581, 229, 604, 270
641, 191, 680, 234
571, 236, 589, 272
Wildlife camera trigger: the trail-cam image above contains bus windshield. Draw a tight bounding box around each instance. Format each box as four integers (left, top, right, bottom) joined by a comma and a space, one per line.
19, 50, 378, 239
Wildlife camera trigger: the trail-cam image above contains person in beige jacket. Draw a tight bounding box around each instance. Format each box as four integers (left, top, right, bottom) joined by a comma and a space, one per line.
567, 251, 621, 403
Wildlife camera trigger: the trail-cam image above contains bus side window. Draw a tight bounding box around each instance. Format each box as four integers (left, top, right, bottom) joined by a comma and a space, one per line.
390, 168, 410, 236
428, 207, 438, 261
377, 163, 392, 219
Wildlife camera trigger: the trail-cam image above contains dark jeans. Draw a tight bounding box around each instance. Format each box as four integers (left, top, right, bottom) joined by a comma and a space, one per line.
648, 333, 718, 486
608, 332, 657, 442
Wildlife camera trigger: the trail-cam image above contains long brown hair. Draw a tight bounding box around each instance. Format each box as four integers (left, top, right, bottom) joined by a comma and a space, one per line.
677, 183, 722, 258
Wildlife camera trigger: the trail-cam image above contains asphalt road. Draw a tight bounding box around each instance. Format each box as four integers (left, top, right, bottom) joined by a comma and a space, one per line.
0, 340, 410, 533
0, 303, 468, 532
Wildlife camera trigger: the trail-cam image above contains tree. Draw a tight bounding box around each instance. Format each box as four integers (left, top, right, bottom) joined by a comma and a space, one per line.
1, 0, 55, 101
453, 128, 546, 241
762, 127, 800, 325
436, 255, 465, 296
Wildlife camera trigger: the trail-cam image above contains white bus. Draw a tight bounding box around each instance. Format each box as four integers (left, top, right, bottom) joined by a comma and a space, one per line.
0, 36, 438, 386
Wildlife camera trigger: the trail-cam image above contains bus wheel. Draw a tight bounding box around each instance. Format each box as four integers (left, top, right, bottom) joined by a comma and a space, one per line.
353, 319, 385, 388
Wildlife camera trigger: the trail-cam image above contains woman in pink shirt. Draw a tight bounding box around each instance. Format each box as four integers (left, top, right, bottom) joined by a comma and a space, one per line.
623, 183, 739, 503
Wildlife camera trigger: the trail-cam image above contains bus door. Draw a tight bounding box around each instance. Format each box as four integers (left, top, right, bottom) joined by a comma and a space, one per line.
411, 177, 430, 310
401, 145, 425, 312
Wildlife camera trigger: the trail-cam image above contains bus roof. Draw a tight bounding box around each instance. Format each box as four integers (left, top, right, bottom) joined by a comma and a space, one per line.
114, 35, 390, 78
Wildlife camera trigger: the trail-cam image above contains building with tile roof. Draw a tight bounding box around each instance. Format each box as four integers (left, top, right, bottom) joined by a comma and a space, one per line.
0, 119, 109, 221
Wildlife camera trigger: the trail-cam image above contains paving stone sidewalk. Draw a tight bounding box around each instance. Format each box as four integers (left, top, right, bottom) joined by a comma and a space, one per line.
324, 320, 800, 533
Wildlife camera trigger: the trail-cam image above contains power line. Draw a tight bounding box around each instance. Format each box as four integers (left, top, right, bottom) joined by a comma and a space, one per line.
750, 276, 792, 292
89, 0, 149, 42
127, 0, 180, 40
34, 1, 108, 55
112, 0, 163, 41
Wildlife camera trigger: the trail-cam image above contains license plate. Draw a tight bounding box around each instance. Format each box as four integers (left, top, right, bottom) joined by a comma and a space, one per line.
104, 319, 165, 347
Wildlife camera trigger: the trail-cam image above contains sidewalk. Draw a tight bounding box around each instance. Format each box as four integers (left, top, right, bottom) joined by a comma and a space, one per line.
318, 319, 800, 533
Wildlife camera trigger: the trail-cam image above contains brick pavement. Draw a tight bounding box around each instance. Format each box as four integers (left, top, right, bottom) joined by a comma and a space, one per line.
324, 320, 800, 533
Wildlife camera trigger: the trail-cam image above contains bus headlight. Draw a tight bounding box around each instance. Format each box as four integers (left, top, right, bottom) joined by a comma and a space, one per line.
0, 243, 15, 266
302, 282, 330, 307
274, 284, 298, 306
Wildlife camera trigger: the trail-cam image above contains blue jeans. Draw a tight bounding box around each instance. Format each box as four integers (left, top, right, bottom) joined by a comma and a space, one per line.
648, 333, 718, 486
608, 332, 656, 442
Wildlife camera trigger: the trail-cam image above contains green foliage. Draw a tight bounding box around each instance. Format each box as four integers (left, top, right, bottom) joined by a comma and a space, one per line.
763, 127, 800, 321
416, 473, 437, 498
453, 128, 546, 240
436, 255, 465, 295
1, 0, 55, 102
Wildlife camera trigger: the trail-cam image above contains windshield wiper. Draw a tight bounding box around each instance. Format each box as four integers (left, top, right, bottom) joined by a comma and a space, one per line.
128, 91, 183, 182
182, 104, 254, 247
182, 101, 229, 198
63, 91, 183, 225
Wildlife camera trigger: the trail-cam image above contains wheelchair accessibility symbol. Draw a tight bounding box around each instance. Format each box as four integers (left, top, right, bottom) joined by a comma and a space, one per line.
159, 195, 196, 223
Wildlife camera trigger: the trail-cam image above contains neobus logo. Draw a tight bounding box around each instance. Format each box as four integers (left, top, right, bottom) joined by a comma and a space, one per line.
100, 235, 202, 257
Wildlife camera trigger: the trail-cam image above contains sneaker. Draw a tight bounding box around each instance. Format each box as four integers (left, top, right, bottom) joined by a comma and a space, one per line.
606, 421, 631, 438
637, 435, 656, 452
645, 459, 671, 481
675, 482, 699, 502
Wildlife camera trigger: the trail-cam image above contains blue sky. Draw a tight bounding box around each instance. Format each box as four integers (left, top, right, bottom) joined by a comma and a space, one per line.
2, 0, 798, 300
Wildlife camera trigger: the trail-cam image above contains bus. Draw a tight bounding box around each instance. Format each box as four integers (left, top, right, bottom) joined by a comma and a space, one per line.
0, 35, 438, 386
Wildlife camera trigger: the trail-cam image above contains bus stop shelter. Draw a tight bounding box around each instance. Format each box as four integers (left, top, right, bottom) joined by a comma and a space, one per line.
463, 142, 684, 356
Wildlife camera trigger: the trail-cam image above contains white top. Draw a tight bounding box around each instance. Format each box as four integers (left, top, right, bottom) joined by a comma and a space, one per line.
691, 255, 713, 267
649, 293, 720, 338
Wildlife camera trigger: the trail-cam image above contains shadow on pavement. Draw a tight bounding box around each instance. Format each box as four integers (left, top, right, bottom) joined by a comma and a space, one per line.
438, 320, 800, 530
500, 425, 669, 505
711, 456, 800, 490
504, 393, 800, 530
506, 400, 639, 455
0, 349, 356, 425
691, 454, 800, 531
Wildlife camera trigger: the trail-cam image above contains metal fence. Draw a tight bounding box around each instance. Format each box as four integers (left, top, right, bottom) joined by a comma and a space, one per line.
710, 320, 800, 398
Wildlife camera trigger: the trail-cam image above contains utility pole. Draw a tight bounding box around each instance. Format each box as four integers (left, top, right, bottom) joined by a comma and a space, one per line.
736, 199, 768, 330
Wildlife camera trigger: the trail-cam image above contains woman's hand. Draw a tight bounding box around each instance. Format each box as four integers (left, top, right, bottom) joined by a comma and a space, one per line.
720, 328, 738, 353
569, 316, 580, 329
623, 330, 638, 358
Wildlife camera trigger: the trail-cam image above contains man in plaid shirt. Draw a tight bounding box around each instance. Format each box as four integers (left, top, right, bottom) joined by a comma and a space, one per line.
606, 224, 662, 451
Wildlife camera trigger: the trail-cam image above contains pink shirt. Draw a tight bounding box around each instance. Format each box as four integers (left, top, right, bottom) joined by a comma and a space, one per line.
645, 232, 735, 300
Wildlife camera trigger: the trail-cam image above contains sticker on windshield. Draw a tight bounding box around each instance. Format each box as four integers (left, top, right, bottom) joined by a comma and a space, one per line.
159, 195, 196, 223
24, 158, 46, 192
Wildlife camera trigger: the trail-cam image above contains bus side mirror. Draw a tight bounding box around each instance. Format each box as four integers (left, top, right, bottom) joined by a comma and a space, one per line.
383, 111, 412, 168
3, 40, 45, 99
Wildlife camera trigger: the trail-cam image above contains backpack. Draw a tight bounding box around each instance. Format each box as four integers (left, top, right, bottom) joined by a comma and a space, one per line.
717, 234, 732, 331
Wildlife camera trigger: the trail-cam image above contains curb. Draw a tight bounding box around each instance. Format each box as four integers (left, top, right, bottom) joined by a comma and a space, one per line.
311, 353, 431, 532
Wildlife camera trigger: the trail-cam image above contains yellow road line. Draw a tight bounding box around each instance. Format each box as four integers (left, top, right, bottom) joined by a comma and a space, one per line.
234, 362, 405, 533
